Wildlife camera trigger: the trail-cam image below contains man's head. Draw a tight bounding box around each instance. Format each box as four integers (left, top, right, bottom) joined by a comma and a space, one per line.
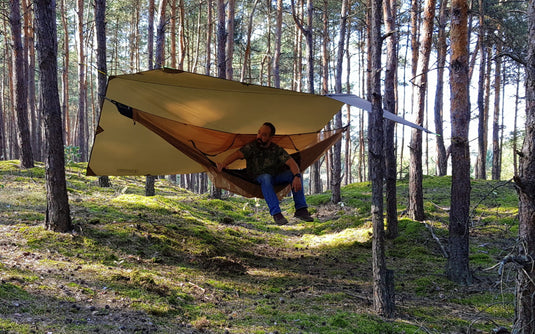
256, 122, 275, 147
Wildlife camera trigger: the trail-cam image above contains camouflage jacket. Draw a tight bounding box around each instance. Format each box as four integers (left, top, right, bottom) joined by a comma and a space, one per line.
240, 141, 290, 178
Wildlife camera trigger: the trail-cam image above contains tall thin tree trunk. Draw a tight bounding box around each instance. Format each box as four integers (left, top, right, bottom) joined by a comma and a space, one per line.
331, 0, 348, 204
447, 0, 472, 285
76, 0, 87, 161
240, 0, 259, 82
409, 0, 436, 221
383, 0, 398, 238
475, 0, 487, 180
344, 14, 352, 186
369, 0, 394, 318
492, 32, 503, 180
148, 0, 155, 70
34, 0, 72, 233
226, 0, 235, 79
513, 67, 521, 176
145, 0, 159, 196
272, 0, 282, 88
10, 0, 34, 168
95, 0, 110, 188
23, 0, 39, 161
155, 0, 168, 69
513, 1, 535, 331
210, 0, 226, 199
178, 0, 186, 69
434, 0, 448, 176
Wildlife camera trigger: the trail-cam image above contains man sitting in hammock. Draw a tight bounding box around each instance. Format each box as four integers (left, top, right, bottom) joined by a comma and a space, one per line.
216, 122, 314, 225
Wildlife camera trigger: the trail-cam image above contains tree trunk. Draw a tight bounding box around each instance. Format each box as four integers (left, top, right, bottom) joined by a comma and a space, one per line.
475, 0, 487, 180
514, 67, 521, 176
492, 32, 502, 180
23, 0, 39, 161
60, 0, 70, 143
383, 0, 398, 238
240, 0, 259, 82
447, 0, 472, 285
369, 0, 395, 318
409, 0, 436, 222
210, 0, 226, 199
95, 0, 111, 188
514, 2, 535, 331
226, 0, 235, 79
76, 0, 87, 161
344, 15, 352, 186
145, 0, 158, 196
178, 0, 186, 70
272, 0, 282, 88
155, 0, 168, 69
34, 0, 72, 233
148, 0, 155, 70
10, 0, 34, 168
434, 0, 448, 176
216, 0, 226, 78
331, 0, 348, 204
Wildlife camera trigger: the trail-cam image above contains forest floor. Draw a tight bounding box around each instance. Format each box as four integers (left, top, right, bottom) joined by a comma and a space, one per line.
0, 160, 519, 334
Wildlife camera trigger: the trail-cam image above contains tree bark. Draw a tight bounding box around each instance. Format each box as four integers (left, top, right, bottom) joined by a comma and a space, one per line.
210, 0, 226, 199
216, 0, 226, 78
475, 0, 487, 179
76, 0, 87, 161
23, 0, 39, 161
434, 0, 448, 176
409, 0, 436, 222
369, 0, 395, 318
331, 0, 348, 204
447, 0, 472, 285
155, 0, 168, 69
272, 0, 283, 88
344, 15, 352, 186
240, 0, 259, 82
226, 0, 235, 79
10, 0, 34, 168
513, 1, 535, 332
34, 0, 72, 233
492, 32, 503, 180
383, 0, 398, 238
95, 0, 111, 188
148, 0, 155, 70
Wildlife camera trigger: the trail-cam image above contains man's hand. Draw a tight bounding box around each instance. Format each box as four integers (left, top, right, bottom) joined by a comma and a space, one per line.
216, 162, 225, 172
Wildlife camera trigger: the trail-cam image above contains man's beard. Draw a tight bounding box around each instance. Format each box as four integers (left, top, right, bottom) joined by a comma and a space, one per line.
257, 138, 268, 147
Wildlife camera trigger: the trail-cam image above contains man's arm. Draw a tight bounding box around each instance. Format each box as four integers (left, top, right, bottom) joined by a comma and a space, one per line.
285, 157, 302, 192
216, 150, 244, 172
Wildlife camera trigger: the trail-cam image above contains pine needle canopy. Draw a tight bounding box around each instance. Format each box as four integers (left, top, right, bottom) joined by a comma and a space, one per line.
87, 68, 346, 198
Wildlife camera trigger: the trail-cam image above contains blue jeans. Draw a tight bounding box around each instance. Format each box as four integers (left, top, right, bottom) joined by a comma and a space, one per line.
256, 170, 308, 216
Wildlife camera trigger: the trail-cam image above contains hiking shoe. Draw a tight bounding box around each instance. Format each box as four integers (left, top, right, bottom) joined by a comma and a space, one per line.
273, 213, 289, 225
294, 208, 314, 222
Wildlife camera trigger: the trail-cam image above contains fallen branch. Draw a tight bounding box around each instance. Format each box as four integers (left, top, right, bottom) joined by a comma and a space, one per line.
422, 221, 448, 258
484, 254, 531, 275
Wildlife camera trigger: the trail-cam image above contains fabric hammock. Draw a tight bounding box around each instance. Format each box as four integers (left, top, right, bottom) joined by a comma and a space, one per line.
87, 68, 429, 198
88, 101, 346, 198
86, 68, 348, 198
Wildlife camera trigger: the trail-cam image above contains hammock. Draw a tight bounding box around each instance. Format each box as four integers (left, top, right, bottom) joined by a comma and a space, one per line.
86, 68, 428, 198
87, 101, 346, 198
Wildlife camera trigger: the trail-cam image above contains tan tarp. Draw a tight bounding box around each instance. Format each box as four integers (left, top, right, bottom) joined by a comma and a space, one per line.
87, 68, 346, 198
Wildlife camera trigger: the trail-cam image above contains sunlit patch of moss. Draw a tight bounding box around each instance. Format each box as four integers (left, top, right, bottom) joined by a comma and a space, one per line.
0, 319, 33, 334
301, 227, 372, 249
